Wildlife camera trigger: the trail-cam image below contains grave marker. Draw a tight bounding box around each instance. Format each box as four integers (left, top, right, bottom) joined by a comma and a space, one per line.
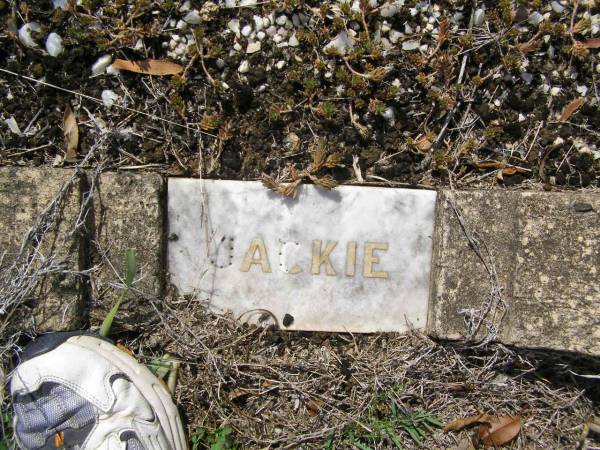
168, 179, 437, 332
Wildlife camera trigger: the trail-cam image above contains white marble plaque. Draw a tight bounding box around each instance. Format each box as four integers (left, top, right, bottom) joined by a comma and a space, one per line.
168, 179, 437, 332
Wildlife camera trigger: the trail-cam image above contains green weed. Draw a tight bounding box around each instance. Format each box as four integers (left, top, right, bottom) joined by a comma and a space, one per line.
342, 388, 442, 449
100, 249, 137, 337
191, 425, 239, 450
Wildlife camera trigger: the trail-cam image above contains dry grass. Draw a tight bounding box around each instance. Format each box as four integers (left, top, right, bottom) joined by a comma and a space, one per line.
123, 295, 599, 449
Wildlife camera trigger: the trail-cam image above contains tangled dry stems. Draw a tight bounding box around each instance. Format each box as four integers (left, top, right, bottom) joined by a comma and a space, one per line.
127, 296, 597, 449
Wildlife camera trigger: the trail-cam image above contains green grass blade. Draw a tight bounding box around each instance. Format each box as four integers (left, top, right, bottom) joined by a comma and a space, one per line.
99, 249, 137, 337
125, 248, 136, 287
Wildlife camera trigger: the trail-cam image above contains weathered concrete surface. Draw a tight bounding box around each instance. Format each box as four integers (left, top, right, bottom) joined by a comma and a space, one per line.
0, 167, 85, 332
89, 172, 165, 331
429, 190, 600, 356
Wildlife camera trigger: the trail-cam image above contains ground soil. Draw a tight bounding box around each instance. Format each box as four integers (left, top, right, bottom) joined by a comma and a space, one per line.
2, 0, 600, 448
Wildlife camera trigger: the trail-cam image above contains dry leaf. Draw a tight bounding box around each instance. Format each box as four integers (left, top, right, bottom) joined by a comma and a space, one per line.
559, 98, 585, 122
437, 18, 450, 45
311, 145, 327, 170
116, 343, 134, 356
306, 399, 322, 417
444, 414, 489, 432
309, 174, 338, 190
478, 416, 521, 447
583, 38, 600, 49
477, 160, 506, 170
227, 388, 252, 401
111, 58, 183, 76
324, 153, 342, 168
262, 174, 302, 198
517, 39, 542, 53
415, 135, 433, 152
63, 104, 78, 160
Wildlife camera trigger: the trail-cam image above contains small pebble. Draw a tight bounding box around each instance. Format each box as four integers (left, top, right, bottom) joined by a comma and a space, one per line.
246, 41, 261, 53
227, 19, 241, 37
551, 1, 565, 14
275, 60, 286, 69
528, 11, 543, 26
18, 22, 41, 48
473, 8, 485, 26
276, 15, 287, 26
389, 30, 402, 44
256, 31, 266, 40
215, 58, 225, 69
183, 10, 202, 25
45, 32, 63, 57
101, 90, 119, 108
91, 54, 112, 76
253, 15, 264, 31
238, 60, 250, 73
233, 42, 242, 51
179, 0, 191, 12
241, 25, 252, 37
288, 34, 299, 47
176, 20, 187, 30
402, 40, 420, 51
266, 26, 277, 36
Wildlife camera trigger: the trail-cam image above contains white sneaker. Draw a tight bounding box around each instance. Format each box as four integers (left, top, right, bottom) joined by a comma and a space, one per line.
10, 332, 187, 450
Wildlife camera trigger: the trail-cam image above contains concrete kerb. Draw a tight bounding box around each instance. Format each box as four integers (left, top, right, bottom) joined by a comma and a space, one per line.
1, 168, 598, 356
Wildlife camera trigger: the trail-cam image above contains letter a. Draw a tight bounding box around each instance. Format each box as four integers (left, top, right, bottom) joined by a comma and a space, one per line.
311, 240, 337, 275
240, 238, 272, 273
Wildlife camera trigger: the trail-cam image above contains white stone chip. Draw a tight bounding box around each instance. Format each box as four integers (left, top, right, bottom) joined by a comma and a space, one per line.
18, 22, 41, 48
246, 41, 261, 53
288, 33, 299, 47
5, 117, 21, 135
183, 10, 202, 24
101, 90, 119, 107
389, 30, 402, 44
168, 180, 436, 333
45, 32, 63, 57
227, 19, 241, 37
402, 40, 420, 51
241, 25, 252, 37
473, 8, 485, 26
253, 15, 264, 31
91, 55, 112, 76
323, 31, 354, 55
528, 11, 543, 26
551, 1, 565, 13
238, 60, 250, 73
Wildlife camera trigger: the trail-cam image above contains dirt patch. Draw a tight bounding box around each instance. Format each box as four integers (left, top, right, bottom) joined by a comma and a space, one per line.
1, 0, 600, 189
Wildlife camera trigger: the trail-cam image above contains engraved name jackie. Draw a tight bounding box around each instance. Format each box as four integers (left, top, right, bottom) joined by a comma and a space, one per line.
238, 238, 389, 279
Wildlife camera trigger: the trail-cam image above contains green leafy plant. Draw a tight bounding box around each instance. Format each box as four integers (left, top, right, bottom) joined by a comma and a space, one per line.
191, 425, 239, 450
100, 249, 137, 337
342, 389, 442, 449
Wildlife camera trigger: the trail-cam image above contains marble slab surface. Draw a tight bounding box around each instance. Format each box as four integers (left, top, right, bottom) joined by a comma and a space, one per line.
168, 179, 437, 332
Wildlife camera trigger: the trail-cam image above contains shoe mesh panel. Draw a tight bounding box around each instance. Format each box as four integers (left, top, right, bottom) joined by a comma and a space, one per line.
126, 435, 146, 450
13, 383, 96, 449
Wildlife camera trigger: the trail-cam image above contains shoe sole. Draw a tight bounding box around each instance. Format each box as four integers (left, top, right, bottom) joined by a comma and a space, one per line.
67, 335, 188, 450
